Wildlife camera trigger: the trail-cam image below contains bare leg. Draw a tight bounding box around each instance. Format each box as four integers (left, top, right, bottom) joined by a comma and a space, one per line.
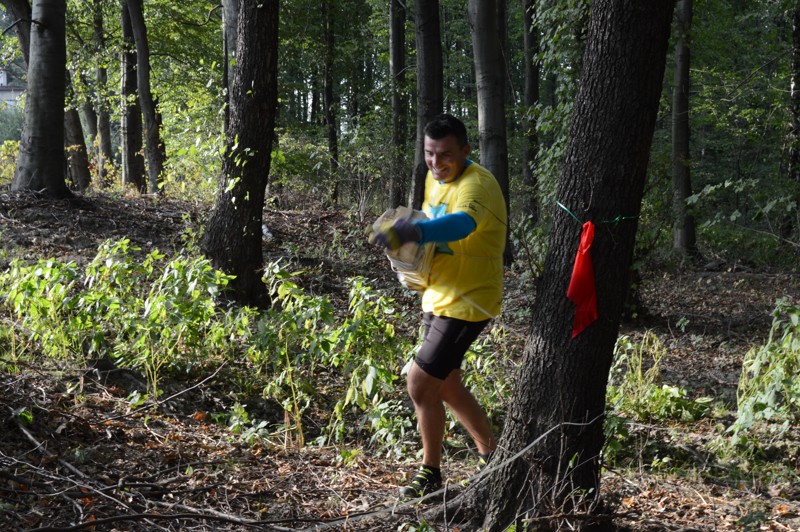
407, 361, 447, 467
440, 369, 496, 455
407, 363, 496, 467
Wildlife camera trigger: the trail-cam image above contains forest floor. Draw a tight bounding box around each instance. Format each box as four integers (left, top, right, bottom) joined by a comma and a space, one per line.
1, 190, 800, 531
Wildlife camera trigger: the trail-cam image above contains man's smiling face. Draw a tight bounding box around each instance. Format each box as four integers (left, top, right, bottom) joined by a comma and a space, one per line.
424, 134, 470, 183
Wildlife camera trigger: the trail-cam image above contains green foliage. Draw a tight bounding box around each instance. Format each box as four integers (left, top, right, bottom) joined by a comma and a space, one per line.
218, 402, 271, 445
727, 299, 800, 447
0, 139, 18, 185
463, 324, 515, 423
324, 278, 411, 455
0, 104, 23, 143
509, 218, 548, 288
2, 258, 82, 360
255, 262, 336, 447
607, 332, 712, 423
0, 239, 236, 397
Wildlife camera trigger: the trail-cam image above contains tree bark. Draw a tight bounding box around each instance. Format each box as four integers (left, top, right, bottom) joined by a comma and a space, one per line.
322, 0, 339, 203
12, 0, 70, 198
93, 0, 115, 186
126, 0, 165, 194
389, 0, 407, 208
672, 0, 697, 256
0, 0, 31, 65
201, 0, 279, 308
64, 71, 91, 191
79, 70, 99, 171
120, 0, 145, 193
521, 0, 540, 223
410, 0, 442, 210
475, 1, 675, 528
469, 0, 510, 257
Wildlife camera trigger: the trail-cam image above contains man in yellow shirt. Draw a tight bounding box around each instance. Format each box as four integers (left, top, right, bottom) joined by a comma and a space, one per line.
373, 114, 507, 497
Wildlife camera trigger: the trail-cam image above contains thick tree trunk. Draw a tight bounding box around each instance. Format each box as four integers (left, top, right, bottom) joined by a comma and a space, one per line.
93, 0, 115, 186
322, 0, 339, 203
521, 0, 540, 223
410, 0, 442, 210
474, 1, 675, 529
126, 0, 165, 194
64, 71, 91, 191
120, 1, 145, 193
12, 0, 70, 198
672, 0, 697, 256
389, 0, 407, 208
201, 0, 278, 308
0, 0, 31, 65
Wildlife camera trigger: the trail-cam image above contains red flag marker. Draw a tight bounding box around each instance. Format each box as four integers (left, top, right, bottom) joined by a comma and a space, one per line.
567, 221, 598, 337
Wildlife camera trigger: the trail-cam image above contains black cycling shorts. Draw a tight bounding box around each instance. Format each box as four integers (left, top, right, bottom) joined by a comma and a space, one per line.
414, 312, 490, 380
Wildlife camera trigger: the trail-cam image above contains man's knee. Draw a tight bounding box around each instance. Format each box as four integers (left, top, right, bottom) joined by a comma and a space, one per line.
407, 363, 442, 404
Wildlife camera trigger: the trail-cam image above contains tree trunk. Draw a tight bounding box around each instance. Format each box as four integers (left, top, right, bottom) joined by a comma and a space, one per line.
389, 0, 407, 208
222, 0, 238, 133
322, 0, 339, 203
469, 0, 511, 261
0, 0, 31, 65
126, 0, 165, 194
79, 70, 98, 173
496, 0, 512, 105
672, 0, 697, 256
64, 71, 91, 191
120, 0, 146, 193
787, 6, 800, 242
521, 0, 540, 224
12, 0, 70, 198
201, 0, 279, 309
476, 1, 675, 528
410, 0, 442, 210
93, 0, 114, 186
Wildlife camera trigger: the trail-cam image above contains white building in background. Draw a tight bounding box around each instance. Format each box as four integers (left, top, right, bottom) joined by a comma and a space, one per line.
0, 68, 25, 108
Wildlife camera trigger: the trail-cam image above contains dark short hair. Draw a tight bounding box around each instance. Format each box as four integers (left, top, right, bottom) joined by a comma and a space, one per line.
424, 114, 469, 147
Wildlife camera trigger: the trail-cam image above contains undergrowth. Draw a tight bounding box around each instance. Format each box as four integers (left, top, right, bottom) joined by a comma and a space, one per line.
0, 238, 511, 460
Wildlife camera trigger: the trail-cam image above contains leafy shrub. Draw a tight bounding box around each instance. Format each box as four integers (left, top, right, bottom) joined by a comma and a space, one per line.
727, 299, 800, 446
607, 332, 712, 423
0, 239, 236, 397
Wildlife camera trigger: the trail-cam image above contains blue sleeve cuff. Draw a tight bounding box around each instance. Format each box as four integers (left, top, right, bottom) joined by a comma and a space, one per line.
416, 212, 477, 244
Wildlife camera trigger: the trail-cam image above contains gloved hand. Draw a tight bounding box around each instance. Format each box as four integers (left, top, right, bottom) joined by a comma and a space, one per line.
369, 217, 422, 250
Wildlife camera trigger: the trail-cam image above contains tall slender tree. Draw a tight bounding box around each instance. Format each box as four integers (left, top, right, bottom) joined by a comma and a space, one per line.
521, 0, 540, 223
672, 0, 696, 256
126, 0, 165, 193
201, 0, 279, 308
388, 0, 407, 208
469, 0, 510, 219
92, 0, 114, 186
120, 0, 145, 192
410, 0, 442, 210
12, 0, 70, 198
458, 0, 675, 528
322, 0, 339, 203
65, 71, 91, 190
